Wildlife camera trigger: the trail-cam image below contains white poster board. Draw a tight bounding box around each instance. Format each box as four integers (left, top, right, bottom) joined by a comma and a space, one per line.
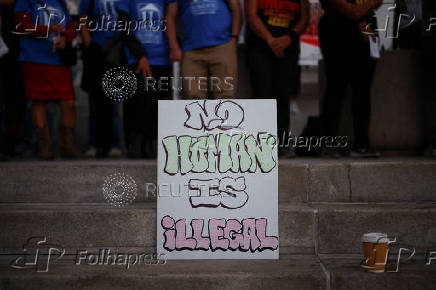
157, 99, 279, 259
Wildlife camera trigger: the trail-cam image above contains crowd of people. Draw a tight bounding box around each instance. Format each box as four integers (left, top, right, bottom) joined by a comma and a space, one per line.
0, 0, 434, 161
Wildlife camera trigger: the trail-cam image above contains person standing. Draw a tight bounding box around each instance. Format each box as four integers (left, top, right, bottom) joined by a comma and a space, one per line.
245, 0, 309, 157
15, 0, 82, 159
166, 0, 241, 99
79, 0, 149, 158
319, 0, 382, 157
118, 0, 170, 158
1, 0, 27, 160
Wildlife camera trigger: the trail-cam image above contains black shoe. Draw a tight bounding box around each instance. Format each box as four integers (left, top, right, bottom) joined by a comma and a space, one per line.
143, 139, 157, 159
278, 147, 291, 158
95, 148, 109, 158
321, 147, 341, 158
350, 145, 380, 158
127, 134, 143, 158
0, 153, 8, 161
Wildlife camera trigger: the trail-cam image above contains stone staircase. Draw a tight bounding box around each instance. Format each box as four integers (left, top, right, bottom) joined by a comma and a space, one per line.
0, 158, 436, 289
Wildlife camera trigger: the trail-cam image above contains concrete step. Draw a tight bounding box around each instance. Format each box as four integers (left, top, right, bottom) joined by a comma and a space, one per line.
0, 255, 326, 290
316, 203, 436, 255
1, 254, 435, 290
1, 203, 435, 256
0, 203, 316, 255
0, 159, 435, 203
321, 256, 436, 290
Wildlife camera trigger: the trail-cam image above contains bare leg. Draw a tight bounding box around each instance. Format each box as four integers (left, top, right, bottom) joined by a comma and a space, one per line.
59, 99, 83, 158
32, 101, 53, 159
59, 99, 76, 127
32, 100, 48, 128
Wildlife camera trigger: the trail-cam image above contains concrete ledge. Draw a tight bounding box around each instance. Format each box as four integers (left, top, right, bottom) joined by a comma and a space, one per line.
0, 256, 326, 290
350, 161, 436, 202
308, 163, 350, 202
279, 162, 309, 202
0, 161, 157, 203
0, 203, 316, 255
2, 254, 435, 290
316, 203, 436, 254
0, 158, 435, 203
0, 204, 157, 252
321, 256, 436, 290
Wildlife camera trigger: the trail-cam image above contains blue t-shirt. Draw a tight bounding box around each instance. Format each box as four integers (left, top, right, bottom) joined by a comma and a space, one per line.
15, 0, 72, 65
79, 0, 125, 45
118, 0, 173, 66
177, 0, 232, 51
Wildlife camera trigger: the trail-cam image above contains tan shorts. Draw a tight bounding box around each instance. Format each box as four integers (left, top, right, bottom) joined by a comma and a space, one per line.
181, 41, 238, 99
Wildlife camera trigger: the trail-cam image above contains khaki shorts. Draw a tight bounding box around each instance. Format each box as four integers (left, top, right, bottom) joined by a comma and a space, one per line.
181, 41, 238, 99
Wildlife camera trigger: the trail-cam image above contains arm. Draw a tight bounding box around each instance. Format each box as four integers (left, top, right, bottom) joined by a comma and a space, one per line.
292, 0, 309, 36
64, 21, 77, 43
229, 0, 242, 45
79, 14, 92, 47
165, 2, 182, 63
245, 0, 273, 45
117, 9, 151, 77
269, 0, 309, 57
118, 10, 146, 60
327, 0, 382, 21
54, 20, 76, 50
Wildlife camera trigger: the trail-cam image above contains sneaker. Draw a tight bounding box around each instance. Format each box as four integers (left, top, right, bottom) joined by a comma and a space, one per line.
290, 100, 300, 114
108, 147, 123, 158
85, 147, 97, 158
350, 145, 380, 158
288, 146, 297, 158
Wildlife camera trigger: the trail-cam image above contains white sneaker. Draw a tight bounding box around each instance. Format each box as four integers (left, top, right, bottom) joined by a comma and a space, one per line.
108, 147, 123, 158
290, 100, 300, 114
85, 147, 97, 158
